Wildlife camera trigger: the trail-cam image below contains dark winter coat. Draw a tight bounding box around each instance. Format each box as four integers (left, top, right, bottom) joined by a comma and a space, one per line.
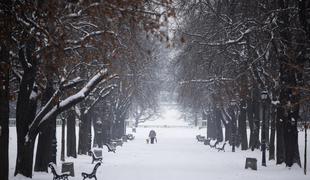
149, 130, 156, 138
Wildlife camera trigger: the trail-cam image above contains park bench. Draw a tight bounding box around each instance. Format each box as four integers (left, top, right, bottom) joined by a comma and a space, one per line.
110, 139, 123, 147
122, 135, 128, 142
127, 134, 135, 140
104, 143, 116, 153
216, 142, 226, 152
48, 162, 70, 180
245, 157, 257, 170
204, 139, 210, 145
196, 135, 205, 142
209, 140, 219, 148
61, 162, 74, 177
89, 150, 103, 164
81, 161, 101, 180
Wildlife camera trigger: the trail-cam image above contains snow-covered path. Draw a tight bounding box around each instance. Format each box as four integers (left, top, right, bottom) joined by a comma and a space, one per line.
9, 127, 310, 180
101, 127, 309, 180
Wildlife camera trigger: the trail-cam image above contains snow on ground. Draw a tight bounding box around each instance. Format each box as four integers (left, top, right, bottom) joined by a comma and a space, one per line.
8, 106, 310, 180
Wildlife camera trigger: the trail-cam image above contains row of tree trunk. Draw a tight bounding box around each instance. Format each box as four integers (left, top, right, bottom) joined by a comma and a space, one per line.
204, 84, 301, 167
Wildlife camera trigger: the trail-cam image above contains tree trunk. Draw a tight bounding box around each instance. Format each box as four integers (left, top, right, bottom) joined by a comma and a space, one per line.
34, 82, 57, 172
93, 110, 104, 148
34, 115, 56, 172
61, 116, 65, 161
214, 107, 223, 142
247, 96, 255, 150
239, 99, 248, 150
269, 102, 277, 160
227, 105, 237, 152
276, 0, 302, 167
67, 110, 76, 158
252, 85, 260, 150
0, 42, 10, 180
78, 111, 92, 155
261, 99, 267, 166
14, 41, 37, 178
276, 106, 285, 164
207, 109, 215, 139
304, 123, 307, 174
284, 110, 301, 167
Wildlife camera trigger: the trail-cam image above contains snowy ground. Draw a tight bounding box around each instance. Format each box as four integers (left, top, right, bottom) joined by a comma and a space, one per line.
8, 106, 310, 180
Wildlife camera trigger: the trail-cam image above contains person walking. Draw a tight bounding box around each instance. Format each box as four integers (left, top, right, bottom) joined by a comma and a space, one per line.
148, 130, 157, 144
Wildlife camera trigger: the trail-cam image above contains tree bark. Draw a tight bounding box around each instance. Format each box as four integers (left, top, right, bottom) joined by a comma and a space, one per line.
252, 84, 261, 150
247, 96, 255, 150
269, 102, 277, 160
304, 123, 307, 174
61, 116, 65, 161
275, 0, 302, 167
276, 106, 285, 164
14, 41, 37, 178
78, 111, 92, 155
67, 110, 77, 158
0, 42, 10, 180
214, 106, 223, 142
34, 82, 57, 172
207, 109, 215, 139
93, 114, 104, 148
239, 99, 248, 150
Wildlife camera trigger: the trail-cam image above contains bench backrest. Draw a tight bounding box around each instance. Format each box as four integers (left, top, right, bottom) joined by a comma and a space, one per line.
105, 143, 115, 151
92, 162, 101, 174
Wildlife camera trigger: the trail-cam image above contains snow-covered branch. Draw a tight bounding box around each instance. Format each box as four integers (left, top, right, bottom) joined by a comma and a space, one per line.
198, 27, 255, 47
179, 77, 234, 85
25, 68, 109, 143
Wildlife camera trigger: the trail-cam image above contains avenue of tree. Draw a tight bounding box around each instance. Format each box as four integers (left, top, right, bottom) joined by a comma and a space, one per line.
1, 0, 310, 180
174, 0, 310, 169
0, 0, 174, 179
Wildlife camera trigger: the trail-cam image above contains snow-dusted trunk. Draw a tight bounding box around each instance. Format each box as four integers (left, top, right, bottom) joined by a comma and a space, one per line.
224, 121, 232, 142
67, 110, 77, 158
261, 98, 267, 166
14, 41, 37, 178
35, 82, 57, 172
26, 68, 108, 143
247, 97, 255, 150
269, 102, 277, 160
34, 115, 57, 172
61, 116, 65, 161
0, 43, 10, 180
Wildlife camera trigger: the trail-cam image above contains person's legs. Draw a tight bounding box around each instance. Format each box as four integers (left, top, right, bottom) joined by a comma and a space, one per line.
150, 137, 154, 144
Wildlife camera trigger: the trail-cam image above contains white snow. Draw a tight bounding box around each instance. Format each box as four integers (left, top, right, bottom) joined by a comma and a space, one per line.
8, 105, 310, 180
